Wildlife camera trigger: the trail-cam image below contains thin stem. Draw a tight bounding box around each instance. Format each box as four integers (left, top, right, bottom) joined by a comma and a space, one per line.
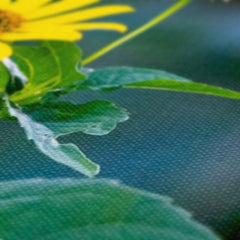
82, 0, 192, 66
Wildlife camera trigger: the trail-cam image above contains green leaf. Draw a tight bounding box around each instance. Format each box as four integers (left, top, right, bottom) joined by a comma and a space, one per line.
23, 100, 129, 136
126, 80, 240, 99
82, 67, 188, 90
9, 41, 85, 106
0, 62, 10, 94
8, 100, 128, 177
0, 99, 15, 121
82, 67, 240, 99
0, 178, 221, 240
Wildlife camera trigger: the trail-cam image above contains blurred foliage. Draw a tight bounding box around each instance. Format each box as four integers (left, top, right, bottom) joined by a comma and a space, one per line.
0, 178, 221, 240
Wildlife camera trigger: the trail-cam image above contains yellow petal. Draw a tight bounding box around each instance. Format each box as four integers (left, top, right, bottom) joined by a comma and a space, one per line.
26, 0, 100, 20
35, 5, 135, 25
0, 42, 12, 61
70, 22, 128, 33
1, 0, 11, 8
1, 25, 82, 41
9, 0, 50, 14
12, 0, 50, 8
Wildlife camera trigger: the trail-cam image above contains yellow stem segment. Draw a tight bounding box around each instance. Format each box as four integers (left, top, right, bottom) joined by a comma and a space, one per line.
82, 0, 192, 66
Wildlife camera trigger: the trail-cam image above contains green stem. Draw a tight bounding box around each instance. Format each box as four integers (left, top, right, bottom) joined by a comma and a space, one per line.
82, 0, 192, 66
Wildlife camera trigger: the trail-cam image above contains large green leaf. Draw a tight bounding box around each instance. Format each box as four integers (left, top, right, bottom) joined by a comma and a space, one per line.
9, 41, 85, 105
0, 178, 221, 240
82, 67, 240, 99
8, 100, 128, 177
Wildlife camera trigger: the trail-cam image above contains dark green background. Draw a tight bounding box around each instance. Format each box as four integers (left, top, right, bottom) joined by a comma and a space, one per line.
1, 1, 240, 239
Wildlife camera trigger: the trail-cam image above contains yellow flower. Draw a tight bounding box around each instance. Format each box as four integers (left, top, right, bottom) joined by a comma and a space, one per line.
0, 0, 134, 60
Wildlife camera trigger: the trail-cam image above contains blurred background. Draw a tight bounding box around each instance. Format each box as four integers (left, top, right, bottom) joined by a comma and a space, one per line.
1, 0, 240, 239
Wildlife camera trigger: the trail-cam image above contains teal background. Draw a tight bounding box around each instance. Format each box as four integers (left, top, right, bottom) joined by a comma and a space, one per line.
1, 0, 240, 239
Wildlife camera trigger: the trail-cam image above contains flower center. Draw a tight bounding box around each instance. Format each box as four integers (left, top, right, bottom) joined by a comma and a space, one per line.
0, 10, 24, 34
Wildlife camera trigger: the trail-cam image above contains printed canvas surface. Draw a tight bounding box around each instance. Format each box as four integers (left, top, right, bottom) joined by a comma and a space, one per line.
0, 0, 239, 239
